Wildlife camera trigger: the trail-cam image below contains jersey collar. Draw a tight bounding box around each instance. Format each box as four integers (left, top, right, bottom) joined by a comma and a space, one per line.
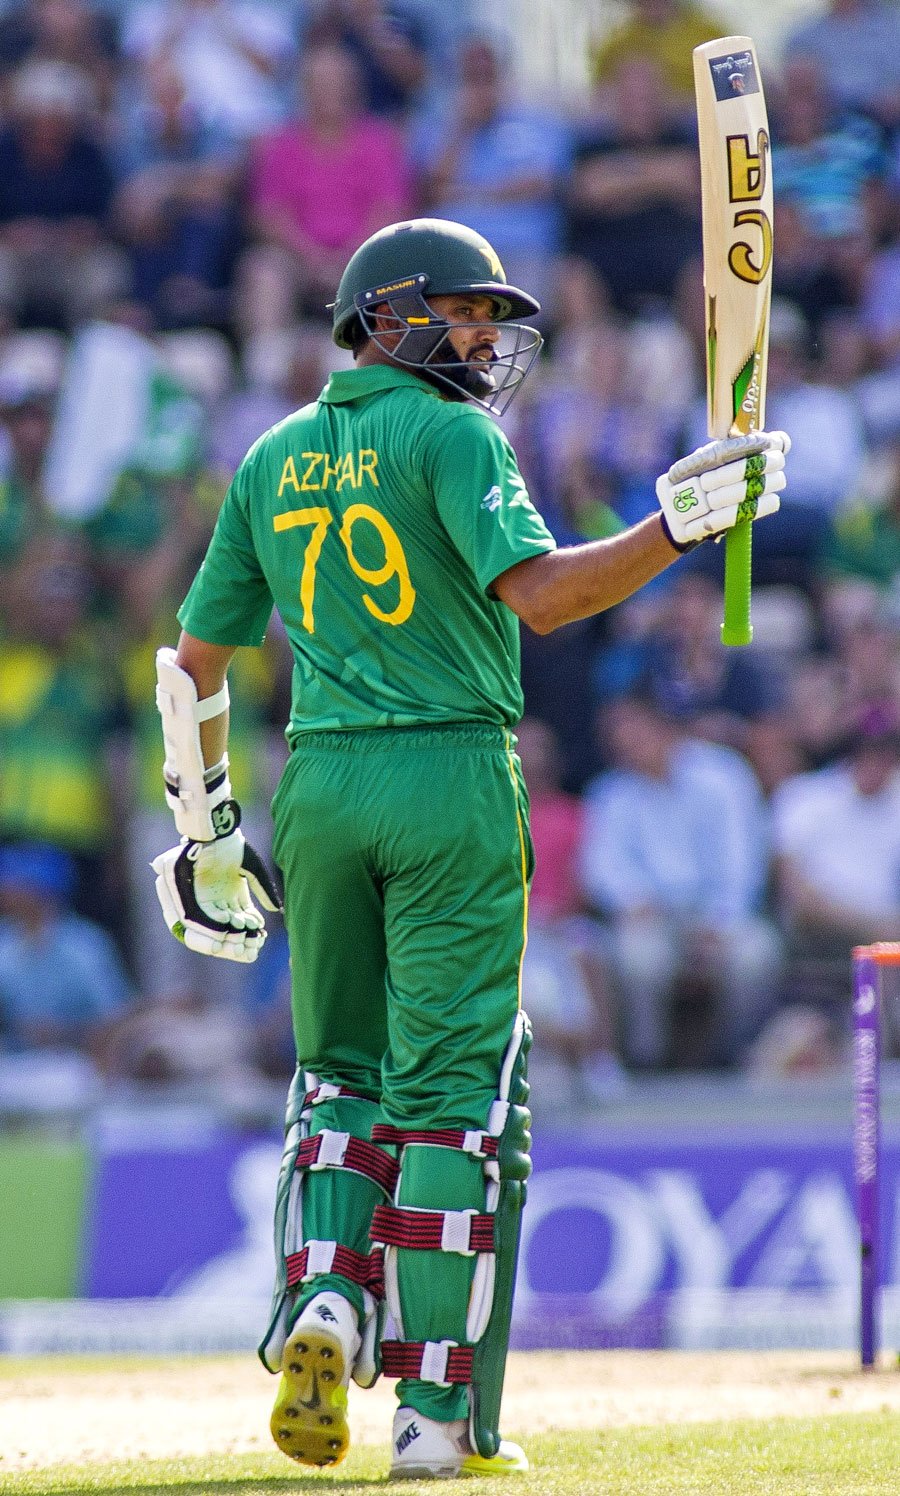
319, 364, 444, 404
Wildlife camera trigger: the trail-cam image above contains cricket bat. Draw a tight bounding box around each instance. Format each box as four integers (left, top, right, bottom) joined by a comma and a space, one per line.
693, 37, 773, 646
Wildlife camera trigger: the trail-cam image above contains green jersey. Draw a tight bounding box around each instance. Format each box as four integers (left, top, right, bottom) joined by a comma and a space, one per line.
178, 364, 555, 737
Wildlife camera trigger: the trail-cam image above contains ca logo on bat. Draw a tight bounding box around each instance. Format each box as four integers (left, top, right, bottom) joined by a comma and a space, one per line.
725, 130, 772, 285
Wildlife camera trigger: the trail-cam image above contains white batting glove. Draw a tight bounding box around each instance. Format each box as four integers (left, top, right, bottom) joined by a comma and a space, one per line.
152, 815, 282, 963
657, 430, 790, 550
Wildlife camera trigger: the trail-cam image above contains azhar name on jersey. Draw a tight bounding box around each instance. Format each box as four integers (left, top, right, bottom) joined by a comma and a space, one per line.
277, 448, 380, 497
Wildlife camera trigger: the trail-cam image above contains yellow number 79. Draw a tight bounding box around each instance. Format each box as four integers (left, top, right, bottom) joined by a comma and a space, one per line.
274, 503, 415, 633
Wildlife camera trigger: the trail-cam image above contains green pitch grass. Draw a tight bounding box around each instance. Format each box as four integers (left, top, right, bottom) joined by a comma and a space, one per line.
3, 1413, 898, 1496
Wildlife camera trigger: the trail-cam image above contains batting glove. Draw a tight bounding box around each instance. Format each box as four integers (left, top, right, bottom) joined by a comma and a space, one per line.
152, 805, 282, 963
657, 430, 790, 551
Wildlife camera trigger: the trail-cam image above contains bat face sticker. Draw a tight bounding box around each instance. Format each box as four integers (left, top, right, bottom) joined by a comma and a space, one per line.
709, 49, 760, 101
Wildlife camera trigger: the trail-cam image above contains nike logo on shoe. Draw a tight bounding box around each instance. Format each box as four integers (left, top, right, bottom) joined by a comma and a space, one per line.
395, 1422, 421, 1454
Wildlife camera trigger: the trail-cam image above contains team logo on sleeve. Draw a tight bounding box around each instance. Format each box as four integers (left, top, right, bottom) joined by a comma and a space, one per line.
481, 485, 503, 512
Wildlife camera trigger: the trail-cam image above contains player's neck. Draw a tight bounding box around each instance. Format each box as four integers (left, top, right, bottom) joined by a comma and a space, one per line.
354, 343, 394, 370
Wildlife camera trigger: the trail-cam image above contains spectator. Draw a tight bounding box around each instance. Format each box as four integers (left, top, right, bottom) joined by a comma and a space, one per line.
758, 300, 868, 515
551, 451, 628, 549
414, 34, 570, 315
772, 199, 859, 341
593, 572, 812, 800
772, 705, 900, 1009
304, 0, 429, 119
579, 687, 782, 1069
594, 572, 788, 748
121, 0, 296, 149
515, 454, 616, 792
773, 57, 890, 247
519, 611, 610, 797
589, 0, 720, 102
784, 0, 900, 129
0, 59, 127, 328
784, 585, 900, 771
745, 1003, 848, 1078
0, 0, 120, 116
547, 256, 697, 426
0, 535, 127, 932
528, 309, 688, 533
516, 715, 625, 1104
210, 323, 346, 476
0, 328, 67, 572
239, 921, 296, 1082
113, 58, 242, 328
82, 330, 229, 623
565, 55, 700, 313
860, 237, 900, 365
636, 573, 805, 800
101, 983, 265, 1100
0, 841, 133, 1058
825, 441, 900, 588
544, 255, 611, 367
238, 42, 410, 335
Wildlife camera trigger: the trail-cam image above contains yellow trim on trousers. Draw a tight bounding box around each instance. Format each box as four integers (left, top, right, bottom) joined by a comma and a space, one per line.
503, 729, 529, 1009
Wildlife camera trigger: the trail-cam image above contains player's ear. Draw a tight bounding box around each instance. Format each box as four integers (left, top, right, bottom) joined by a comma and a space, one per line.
371, 303, 394, 334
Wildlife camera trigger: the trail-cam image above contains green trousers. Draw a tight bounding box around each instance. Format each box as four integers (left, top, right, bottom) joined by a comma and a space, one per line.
270, 723, 532, 1420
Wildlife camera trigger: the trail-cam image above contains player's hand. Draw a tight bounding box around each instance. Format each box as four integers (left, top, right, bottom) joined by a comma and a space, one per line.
657, 430, 790, 550
152, 827, 282, 963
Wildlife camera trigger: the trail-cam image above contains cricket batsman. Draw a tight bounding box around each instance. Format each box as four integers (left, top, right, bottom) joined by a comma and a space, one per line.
151, 218, 788, 1478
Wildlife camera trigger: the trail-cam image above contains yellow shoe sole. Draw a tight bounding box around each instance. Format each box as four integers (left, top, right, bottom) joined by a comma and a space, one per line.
270, 1322, 350, 1467
461, 1442, 529, 1476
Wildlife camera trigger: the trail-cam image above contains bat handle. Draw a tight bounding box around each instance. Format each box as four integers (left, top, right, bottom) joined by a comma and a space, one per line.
721, 518, 753, 646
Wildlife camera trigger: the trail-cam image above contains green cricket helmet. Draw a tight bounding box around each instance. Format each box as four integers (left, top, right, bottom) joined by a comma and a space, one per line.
331, 218, 543, 414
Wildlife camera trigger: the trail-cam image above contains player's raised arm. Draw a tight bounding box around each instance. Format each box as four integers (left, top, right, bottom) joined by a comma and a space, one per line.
151, 630, 282, 963
493, 431, 789, 634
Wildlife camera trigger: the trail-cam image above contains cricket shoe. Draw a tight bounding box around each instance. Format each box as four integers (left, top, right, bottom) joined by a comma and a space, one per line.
390, 1405, 529, 1479
270, 1292, 360, 1467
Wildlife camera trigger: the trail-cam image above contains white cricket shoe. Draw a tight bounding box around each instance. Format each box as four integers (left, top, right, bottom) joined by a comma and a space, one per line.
270, 1292, 360, 1467
390, 1405, 529, 1479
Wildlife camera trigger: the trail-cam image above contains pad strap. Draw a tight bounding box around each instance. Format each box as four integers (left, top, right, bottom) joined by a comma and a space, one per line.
195, 683, 229, 721
303, 1083, 379, 1110
371, 1203, 494, 1255
381, 1339, 474, 1384
297, 1131, 399, 1195
286, 1240, 385, 1297
371, 1124, 498, 1159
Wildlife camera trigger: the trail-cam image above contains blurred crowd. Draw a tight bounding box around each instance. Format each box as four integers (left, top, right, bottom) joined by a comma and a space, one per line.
1, 0, 900, 1120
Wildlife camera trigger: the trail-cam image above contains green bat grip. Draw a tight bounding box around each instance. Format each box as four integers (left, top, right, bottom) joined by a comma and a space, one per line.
721, 518, 752, 646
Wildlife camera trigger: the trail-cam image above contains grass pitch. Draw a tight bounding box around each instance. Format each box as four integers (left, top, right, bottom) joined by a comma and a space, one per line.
2, 1350, 899, 1494
3, 1416, 899, 1495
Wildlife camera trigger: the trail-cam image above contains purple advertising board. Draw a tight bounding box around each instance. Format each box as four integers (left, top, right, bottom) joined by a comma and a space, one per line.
75, 1123, 900, 1353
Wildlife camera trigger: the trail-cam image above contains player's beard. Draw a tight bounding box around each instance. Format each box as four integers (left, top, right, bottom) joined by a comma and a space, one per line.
421, 337, 498, 402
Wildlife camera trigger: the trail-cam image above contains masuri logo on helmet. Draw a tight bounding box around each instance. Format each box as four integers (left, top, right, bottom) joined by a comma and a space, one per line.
330, 219, 543, 416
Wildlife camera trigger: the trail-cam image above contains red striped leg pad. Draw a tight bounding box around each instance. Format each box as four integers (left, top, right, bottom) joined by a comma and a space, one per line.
370, 1203, 495, 1254
285, 1240, 385, 1296
371, 1123, 498, 1159
381, 1339, 475, 1384
296, 1131, 399, 1194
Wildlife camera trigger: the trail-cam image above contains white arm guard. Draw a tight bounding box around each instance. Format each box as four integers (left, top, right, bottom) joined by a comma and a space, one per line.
156, 646, 233, 842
